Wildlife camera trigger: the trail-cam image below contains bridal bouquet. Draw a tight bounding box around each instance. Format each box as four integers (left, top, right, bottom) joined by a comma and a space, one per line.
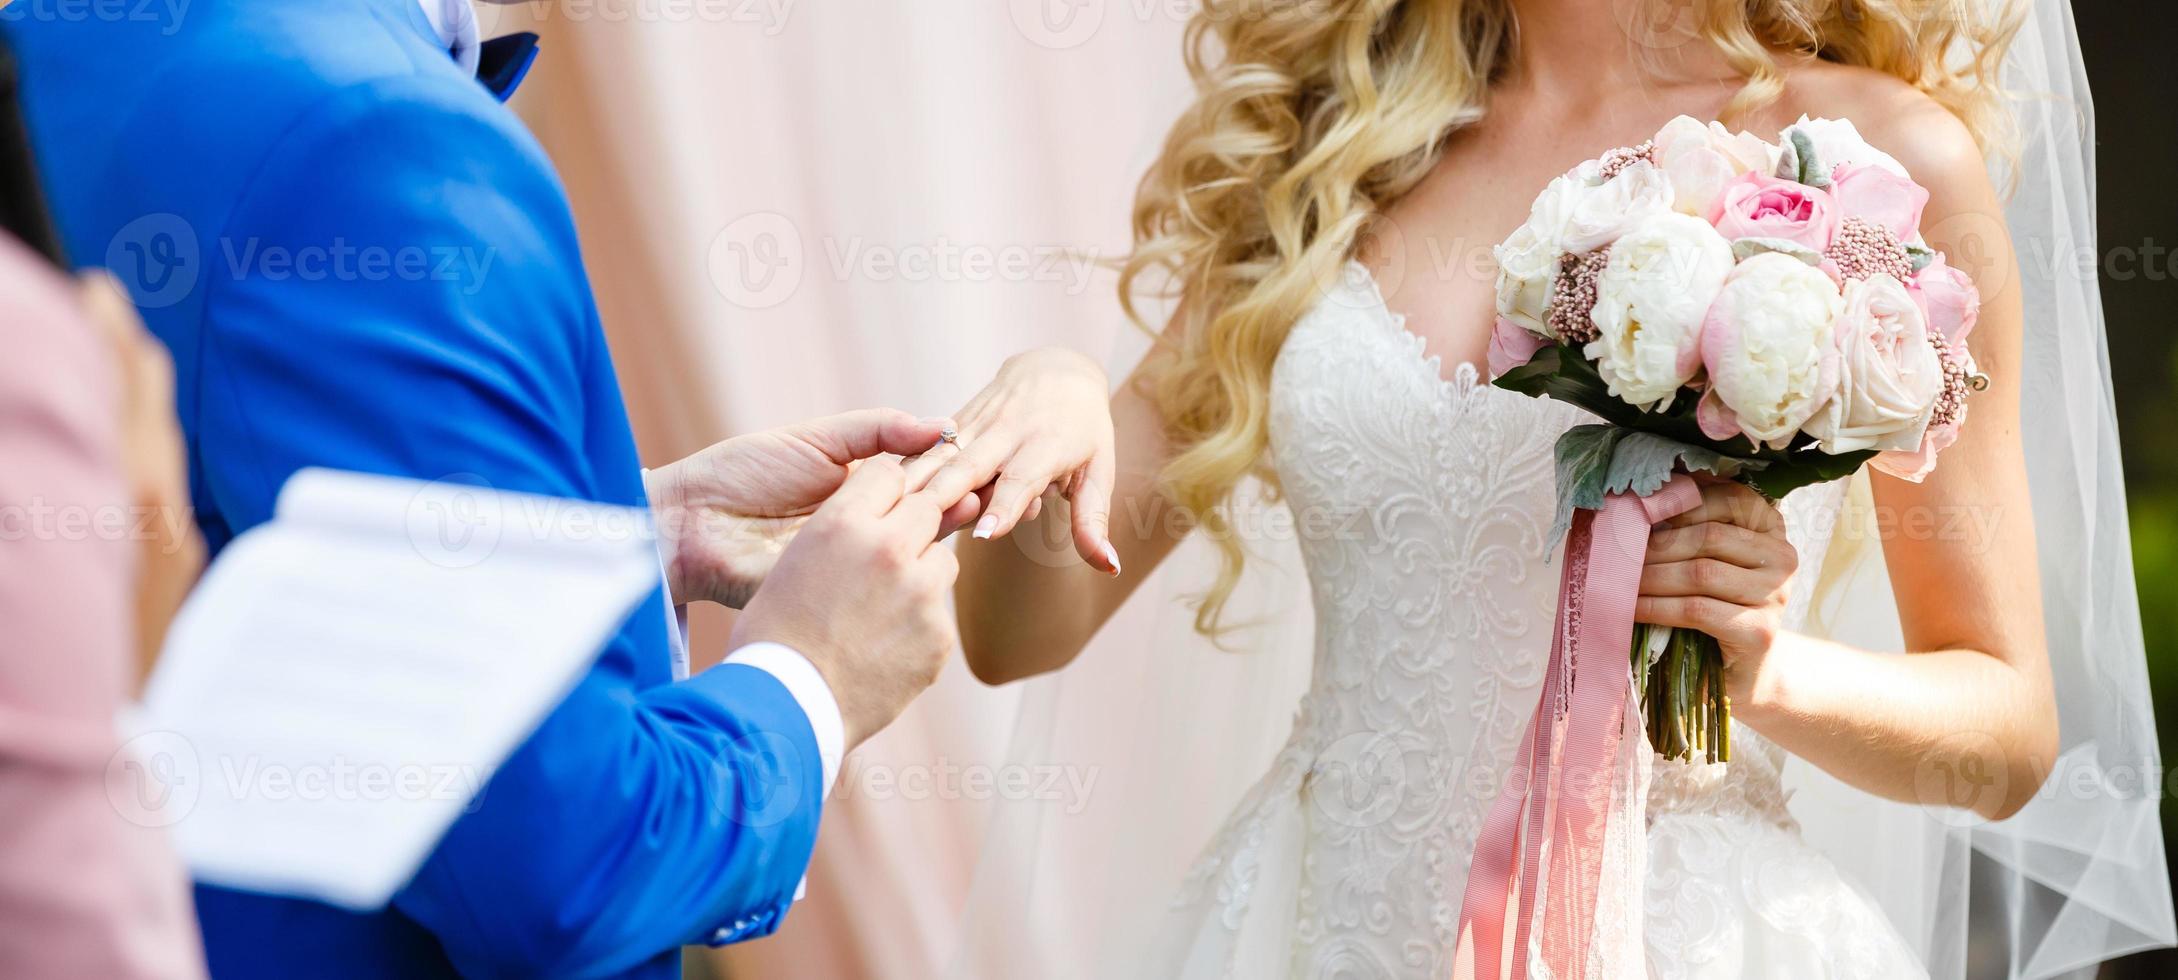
1485, 116, 1986, 763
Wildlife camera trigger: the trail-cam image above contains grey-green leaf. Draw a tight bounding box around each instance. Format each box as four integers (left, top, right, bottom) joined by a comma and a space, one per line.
1731, 237, 1824, 266
1773, 137, 1800, 182
1547, 429, 1769, 557
1904, 243, 1937, 272
1604, 432, 1763, 500
1549, 424, 1625, 552
1788, 129, 1829, 187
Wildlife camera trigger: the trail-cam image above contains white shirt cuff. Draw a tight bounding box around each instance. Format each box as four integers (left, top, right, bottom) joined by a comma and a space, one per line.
722, 642, 844, 795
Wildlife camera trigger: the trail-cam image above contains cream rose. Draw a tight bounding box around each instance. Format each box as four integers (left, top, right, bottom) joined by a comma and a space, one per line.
1584, 212, 1735, 410
1696, 253, 1844, 448
1805, 273, 1944, 454
1652, 115, 1779, 216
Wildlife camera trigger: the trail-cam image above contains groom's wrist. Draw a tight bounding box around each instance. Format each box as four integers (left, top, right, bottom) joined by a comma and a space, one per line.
643, 464, 689, 604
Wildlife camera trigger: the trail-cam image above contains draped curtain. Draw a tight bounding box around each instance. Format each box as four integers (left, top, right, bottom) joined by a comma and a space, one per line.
492, 4, 1193, 976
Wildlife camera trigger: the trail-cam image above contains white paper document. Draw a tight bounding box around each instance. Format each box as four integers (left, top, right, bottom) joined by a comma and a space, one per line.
131, 468, 661, 910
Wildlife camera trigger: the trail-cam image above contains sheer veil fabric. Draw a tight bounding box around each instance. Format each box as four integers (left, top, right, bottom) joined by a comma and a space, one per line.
951, 2, 2173, 978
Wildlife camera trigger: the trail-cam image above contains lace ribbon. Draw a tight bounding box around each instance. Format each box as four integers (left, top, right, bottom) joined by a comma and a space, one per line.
1453, 474, 1704, 979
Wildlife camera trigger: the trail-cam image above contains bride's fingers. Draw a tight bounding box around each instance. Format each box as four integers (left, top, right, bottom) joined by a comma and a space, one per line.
973, 450, 1064, 540
1639, 558, 1777, 606
920, 429, 1020, 511
1632, 596, 1766, 653
1646, 522, 1786, 569
939, 490, 984, 536
1068, 441, 1119, 575
1660, 483, 1782, 533
902, 440, 963, 492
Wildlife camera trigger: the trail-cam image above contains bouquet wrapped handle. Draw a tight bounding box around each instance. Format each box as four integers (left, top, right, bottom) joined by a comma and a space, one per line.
1454, 473, 1703, 980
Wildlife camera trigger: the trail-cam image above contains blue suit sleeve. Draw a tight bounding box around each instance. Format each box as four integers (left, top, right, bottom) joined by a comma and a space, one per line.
190, 76, 823, 977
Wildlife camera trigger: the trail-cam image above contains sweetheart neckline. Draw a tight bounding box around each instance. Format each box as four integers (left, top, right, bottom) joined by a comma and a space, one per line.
1328, 260, 1497, 400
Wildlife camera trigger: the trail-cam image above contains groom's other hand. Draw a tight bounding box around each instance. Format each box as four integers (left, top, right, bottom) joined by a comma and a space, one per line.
728, 457, 960, 748
646, 409, 979, 609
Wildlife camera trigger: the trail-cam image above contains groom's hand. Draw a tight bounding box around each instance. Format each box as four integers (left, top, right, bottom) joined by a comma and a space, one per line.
729, 457, 960, 748
646, 409, 978, 609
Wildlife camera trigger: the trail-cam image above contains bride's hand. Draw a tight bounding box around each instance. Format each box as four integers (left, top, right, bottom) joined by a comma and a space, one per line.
905, 348, 1121, 575
1635, 482, 1798, 677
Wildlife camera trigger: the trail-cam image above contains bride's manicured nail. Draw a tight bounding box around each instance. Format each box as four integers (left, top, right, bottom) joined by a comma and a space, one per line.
1100, 540, 1122, 576
974, 515, 998, 539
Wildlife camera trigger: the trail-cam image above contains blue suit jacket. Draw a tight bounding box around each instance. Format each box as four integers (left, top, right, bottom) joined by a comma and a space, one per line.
6, 1, 824, 976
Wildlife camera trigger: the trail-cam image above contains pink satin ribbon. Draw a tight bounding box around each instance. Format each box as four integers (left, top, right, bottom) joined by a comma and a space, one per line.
1454, 474, 1703, 979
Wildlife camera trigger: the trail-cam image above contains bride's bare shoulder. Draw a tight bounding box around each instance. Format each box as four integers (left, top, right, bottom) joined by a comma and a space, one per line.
1772, 59, 1988, 189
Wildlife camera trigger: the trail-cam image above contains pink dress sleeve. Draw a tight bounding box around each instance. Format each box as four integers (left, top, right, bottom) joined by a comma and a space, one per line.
0, 234, 206, 980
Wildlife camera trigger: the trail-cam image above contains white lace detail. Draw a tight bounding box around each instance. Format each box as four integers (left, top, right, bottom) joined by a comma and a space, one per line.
1155, 265, 1926, 979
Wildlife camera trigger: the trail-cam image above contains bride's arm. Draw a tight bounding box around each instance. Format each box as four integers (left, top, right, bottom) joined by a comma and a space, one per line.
908, 346, 1194, 685
1638, 103, 2057, 822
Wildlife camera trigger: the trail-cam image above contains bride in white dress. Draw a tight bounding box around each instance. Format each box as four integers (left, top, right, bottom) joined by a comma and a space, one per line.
909, 0, 2171, 977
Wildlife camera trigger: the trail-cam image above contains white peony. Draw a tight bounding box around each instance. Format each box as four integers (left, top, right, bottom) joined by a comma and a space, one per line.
1652, 115, 1779, 216
1784, 115, 1910, 179
1697, 253, 1844, 448
1493, 174, 1585, 337
1805, 273, 1943, 454
1494, 160, 1674, 338
1495, 222, 1563, 338
1584, 212, 1735, 410
1559, 158, 1675, 253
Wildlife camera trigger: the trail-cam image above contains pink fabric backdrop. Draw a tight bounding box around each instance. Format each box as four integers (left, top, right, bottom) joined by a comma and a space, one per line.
491, 5, 1193, 976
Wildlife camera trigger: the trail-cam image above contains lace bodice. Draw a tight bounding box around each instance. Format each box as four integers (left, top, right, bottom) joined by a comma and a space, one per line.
1157, 265, 1879, 978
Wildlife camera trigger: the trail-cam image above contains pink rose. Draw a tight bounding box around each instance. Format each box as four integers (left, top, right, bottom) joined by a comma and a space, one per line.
1707, 173, 1837, 251
1870, 405, 1957, 482
1907, 254, 1980, 346
1875, 257, 1983, 480
1651, 115, 1779, 216
1487, 315, 1549, 379
1829, 163, 1930, 242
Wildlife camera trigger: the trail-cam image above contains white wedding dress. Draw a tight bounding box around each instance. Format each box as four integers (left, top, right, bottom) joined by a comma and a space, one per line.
1148, 266, 1926, 979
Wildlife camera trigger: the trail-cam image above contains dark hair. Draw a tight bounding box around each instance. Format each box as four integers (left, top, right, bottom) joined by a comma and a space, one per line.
0, 34, 68, 269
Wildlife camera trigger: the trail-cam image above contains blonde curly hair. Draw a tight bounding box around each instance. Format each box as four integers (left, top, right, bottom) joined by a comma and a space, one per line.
1121, 0, 2021, 635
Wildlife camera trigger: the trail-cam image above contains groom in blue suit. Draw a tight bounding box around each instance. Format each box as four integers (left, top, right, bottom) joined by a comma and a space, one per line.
5, 1, 974, 976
